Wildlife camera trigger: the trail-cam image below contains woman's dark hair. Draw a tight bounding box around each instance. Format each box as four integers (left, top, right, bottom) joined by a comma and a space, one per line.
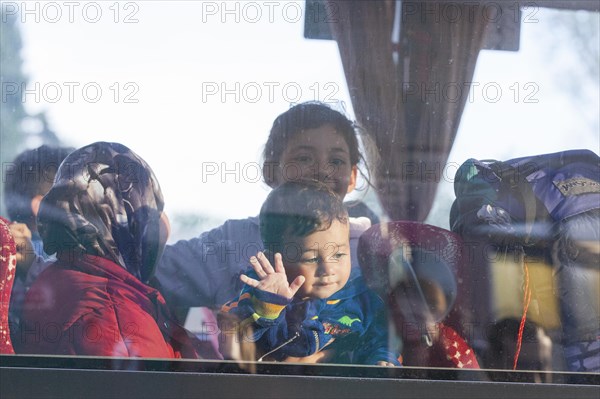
262, 101, 369, 188
259, 180, 348, 255
3, 145, 74, 226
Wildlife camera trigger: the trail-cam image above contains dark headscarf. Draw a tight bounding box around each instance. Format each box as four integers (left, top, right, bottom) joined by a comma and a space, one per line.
38, 142, 164, 283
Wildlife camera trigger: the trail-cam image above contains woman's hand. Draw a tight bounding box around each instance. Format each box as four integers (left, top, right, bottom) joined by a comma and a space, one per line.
240, 252, 305, 299
282, 347, 337, 364
376, 361, 396, 367
8, 222, 35, 275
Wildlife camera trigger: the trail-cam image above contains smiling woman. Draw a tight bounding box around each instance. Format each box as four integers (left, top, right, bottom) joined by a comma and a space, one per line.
1, 1, 599, 398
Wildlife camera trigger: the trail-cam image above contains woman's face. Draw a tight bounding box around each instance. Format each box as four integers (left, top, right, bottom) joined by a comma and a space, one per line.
277, 124, 358, 199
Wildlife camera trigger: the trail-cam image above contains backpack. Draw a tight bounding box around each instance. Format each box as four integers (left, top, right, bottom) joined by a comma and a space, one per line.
449, 149, 600, 373
450, 149, 600, 246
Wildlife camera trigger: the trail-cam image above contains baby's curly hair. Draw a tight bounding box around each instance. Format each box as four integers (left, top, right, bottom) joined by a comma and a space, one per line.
259, 181, 348, 254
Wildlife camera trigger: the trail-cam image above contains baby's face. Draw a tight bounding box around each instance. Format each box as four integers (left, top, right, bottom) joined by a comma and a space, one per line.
282, 220, 351, 299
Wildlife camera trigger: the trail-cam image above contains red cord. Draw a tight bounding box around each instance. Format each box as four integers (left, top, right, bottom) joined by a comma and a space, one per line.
513, 261, 532, 370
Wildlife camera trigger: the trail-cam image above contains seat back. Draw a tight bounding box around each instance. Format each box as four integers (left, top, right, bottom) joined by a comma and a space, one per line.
357, 221, 479, 368
0, 217, 17, 354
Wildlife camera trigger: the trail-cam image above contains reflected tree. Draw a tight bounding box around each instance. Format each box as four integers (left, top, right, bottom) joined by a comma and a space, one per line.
0, 11, 27, 171
0, 10, 62, 216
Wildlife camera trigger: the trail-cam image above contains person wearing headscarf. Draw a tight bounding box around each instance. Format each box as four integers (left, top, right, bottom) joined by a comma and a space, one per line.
18, 142, 220, 359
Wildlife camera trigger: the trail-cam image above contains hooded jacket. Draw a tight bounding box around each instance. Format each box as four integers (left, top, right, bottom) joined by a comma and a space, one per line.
222, 274, 400, 365
19, 253, 208, 358
18, 142, 219, 359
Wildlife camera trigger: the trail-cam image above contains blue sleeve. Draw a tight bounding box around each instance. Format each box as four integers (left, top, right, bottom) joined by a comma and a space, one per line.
153, 219, 263, 309
221, 284, 290, 326
353, 293, 401, 366
221, 285, 325, 359
220, 284, 290, 348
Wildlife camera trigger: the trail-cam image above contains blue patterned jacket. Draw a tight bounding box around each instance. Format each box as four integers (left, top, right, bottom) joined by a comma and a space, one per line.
221, 273, 400, 365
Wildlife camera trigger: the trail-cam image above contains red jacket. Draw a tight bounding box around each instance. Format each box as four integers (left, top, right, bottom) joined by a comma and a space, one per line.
19, 254, 218, 359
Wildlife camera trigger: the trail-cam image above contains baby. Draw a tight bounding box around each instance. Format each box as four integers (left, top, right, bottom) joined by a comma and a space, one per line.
221, 181, 400, 365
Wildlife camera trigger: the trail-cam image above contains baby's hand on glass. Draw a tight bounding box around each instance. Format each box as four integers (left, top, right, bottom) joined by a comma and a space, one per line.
240, 252, 305, 299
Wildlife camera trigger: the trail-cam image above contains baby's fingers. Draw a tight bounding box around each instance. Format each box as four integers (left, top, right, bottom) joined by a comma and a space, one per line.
240, 273, 260, 288
288, 275, 305, 297
249, 255, 268, 279
256, 251, 275, 274
273, 253, 286, 274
